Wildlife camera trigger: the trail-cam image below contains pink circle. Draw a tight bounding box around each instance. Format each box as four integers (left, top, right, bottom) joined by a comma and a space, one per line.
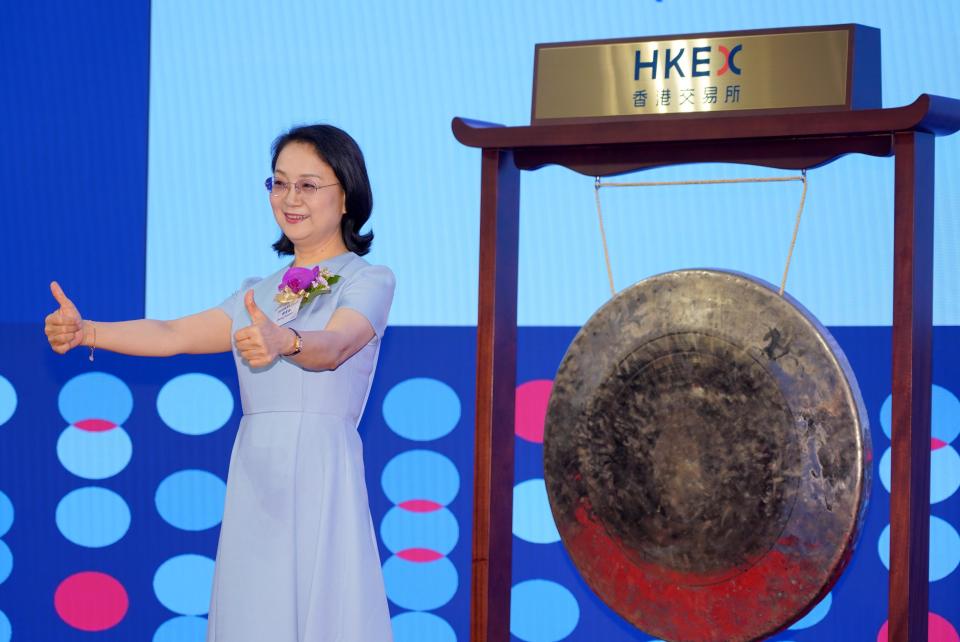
398, 548, 444, 563
54, 571, 128, 631
515, 380, 553, 443
877, 612, 959, 642
399, 499, 442, 513
74, 419, 117, 432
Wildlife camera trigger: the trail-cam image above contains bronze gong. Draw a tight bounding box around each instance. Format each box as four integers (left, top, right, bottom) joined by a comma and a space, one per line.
543, 269, 871, 642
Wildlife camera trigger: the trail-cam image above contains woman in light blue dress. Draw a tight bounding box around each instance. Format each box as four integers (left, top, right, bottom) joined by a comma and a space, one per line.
44, 125, 396, 641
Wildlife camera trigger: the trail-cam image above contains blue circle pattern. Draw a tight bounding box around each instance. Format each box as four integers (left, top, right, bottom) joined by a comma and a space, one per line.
382, 556, 459, 611
788, 592, 832, 630
877, 517, 960, 581
0, 491, 12, 538
155, 469, 226, 531
152, 375, 229, 622
390, 611, 456, 642
157, 373, 233, 436
56, 425, 133, 479
0, 375, 16, 426
510, 579, 580, 642
879, 384, 960, 443
381, 450, 460, 506
380, 379, 462, 638
153, 616, 208, 642
382, 377, 461, 441
0, 489, 10, 598
380, 506, 458, 557
513, 479, 561, 544
509, 381, 583, 639
0, 371, 11, 640
55, 487, 131, 548
153, 554, 215, 615
57, 372, 133, 425
878, 445, 960, 504
53, 372, 134, 636
0, 540, 11, 585
877, 384, 960, 610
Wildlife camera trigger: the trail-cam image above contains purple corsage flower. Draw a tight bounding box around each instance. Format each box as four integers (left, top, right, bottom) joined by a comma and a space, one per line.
275, 265, 341, 308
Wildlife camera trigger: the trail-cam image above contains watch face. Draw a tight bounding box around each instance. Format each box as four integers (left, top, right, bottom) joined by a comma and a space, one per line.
293, 333, 302, 354
285, 329, 302, 356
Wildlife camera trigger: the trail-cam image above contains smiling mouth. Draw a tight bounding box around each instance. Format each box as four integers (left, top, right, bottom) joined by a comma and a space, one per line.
284, 213, 310, 223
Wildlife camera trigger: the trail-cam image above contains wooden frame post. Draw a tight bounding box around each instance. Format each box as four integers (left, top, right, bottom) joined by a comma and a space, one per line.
472, 148, 520, 642
889, 131, 935, 642
455, 95, 960, 642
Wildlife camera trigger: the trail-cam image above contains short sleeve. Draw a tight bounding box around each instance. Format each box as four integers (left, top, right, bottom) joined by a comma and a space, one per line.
217, 277, 262, 319
336, 264, 396, 339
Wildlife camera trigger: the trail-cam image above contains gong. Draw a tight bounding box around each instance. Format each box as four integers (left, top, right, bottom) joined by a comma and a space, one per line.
543, 269, 871, 642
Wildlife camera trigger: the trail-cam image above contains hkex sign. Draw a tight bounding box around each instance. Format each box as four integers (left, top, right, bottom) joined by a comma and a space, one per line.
532, 26, 878, 121
633, 45, 743, 80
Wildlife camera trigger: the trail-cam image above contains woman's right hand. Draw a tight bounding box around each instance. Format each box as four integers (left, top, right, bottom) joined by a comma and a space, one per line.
45, 281, 88, 354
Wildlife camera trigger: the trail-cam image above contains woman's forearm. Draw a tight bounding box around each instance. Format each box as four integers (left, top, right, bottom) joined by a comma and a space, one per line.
282, 308, 376, 371
82, 319, 184, 357
83, 308, 233, 357
284, 328, 347, 371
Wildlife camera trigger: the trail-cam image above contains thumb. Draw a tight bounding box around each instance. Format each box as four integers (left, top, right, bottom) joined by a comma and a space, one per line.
244, 290, 267, 323
50, 281, 75, 309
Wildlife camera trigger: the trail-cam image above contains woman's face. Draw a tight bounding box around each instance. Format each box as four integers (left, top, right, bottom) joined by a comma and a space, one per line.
270, 141, 346, 253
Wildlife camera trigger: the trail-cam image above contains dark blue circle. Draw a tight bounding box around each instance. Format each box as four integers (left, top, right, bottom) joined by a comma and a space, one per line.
381, 450, 460, 506
0, 491, 12, 538
157, 374, 233, 436
391, 612, 455, 642
153, 555, 215, 615
58, 372, 132, 426
56, 426, 132, 480
0, 376, 16, 427
55, 487, 130, 548
152, 615, 207, 642
382, 555, 458, 611
510, 579, 580, 642
0, 541, 11, 585
380, 506, 458, 556
155, 469, 226, 531
382, 378, 461, 441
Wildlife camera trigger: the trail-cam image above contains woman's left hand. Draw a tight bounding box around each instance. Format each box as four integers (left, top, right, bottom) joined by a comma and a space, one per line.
234, 290, 295, 368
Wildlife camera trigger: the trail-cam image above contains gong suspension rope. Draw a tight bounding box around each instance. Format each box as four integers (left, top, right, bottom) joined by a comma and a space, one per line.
593, 170, 809, 297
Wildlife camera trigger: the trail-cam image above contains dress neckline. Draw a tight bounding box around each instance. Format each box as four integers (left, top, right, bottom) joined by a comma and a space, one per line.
287, 251, 356, 273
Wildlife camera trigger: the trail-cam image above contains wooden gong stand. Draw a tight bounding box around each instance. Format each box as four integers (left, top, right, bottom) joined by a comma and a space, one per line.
452, 94, 960, 642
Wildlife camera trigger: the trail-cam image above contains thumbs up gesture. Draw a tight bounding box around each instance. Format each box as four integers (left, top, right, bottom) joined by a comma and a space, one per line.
234, 290, 295, 368
45, 281, 88, 354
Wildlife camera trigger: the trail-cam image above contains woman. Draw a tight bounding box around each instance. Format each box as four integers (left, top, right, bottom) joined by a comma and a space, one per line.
44, 125, 396, 641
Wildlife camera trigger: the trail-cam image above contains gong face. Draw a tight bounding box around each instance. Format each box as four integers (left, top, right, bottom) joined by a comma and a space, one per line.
543, 270, 870, 642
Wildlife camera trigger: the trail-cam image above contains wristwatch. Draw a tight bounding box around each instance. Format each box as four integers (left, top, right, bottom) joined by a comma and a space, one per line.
283, 328, 303, 357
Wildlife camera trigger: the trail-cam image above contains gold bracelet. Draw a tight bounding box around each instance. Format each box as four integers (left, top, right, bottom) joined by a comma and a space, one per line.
88, 321, 96, 362
282, 327, 302, 357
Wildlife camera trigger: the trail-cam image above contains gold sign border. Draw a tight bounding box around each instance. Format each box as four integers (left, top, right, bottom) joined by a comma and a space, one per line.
531, 24, 879, 125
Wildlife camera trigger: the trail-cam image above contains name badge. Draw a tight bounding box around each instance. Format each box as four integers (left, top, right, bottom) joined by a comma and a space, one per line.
274, 300, 301, 326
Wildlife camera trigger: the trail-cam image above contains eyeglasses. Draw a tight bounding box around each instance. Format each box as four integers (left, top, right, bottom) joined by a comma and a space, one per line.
265, 177, 340, 198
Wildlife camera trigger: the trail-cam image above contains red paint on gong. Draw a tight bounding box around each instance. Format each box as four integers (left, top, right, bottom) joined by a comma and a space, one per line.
562, 501, 832, 641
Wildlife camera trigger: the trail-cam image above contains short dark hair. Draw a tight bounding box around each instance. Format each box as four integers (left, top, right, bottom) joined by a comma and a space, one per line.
270, 124, 374, 256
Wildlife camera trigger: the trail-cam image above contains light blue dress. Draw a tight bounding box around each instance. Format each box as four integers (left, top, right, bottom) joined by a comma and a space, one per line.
208, 252, 395, 642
